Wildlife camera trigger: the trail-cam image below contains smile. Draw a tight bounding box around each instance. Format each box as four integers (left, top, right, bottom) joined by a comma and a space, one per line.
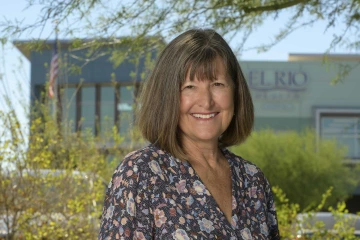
191, 113, 217, 119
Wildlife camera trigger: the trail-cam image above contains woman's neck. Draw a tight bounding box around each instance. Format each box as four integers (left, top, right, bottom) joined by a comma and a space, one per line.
181, 136, 223, 169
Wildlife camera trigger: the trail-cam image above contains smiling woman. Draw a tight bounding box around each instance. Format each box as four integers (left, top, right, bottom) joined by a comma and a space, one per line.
98, 29, 280, 239
179, 56, 234, 147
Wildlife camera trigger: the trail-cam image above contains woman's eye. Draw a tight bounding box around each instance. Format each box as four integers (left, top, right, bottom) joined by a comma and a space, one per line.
213, 82, 224, 87
183, 85, 195, 90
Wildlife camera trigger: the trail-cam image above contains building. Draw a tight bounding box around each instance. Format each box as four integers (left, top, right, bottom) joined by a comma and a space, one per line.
242, 54, 359, 162
14, 39, 157, 140
14, 40, 360, 211
239, 54, 360, 211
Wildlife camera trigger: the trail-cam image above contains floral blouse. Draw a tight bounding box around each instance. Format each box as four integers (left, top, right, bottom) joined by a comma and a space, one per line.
99, 144, 280, 239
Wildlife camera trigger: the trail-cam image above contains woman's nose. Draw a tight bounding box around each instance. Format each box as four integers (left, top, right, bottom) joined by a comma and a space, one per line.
197, 87, 214, 109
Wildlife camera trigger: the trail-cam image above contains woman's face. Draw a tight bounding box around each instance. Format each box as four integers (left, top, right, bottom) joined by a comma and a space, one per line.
178, 57, 234, 145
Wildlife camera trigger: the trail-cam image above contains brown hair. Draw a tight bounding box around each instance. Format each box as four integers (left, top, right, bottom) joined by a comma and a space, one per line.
137, 29, 254, 160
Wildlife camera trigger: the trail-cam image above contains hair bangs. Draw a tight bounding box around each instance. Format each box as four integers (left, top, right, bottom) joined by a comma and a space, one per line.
184, 48, 222, 83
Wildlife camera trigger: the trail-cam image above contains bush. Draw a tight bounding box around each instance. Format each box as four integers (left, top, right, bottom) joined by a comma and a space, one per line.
231, 129, 360, 211
0, 103, 133, 239
275, 186, 360, 239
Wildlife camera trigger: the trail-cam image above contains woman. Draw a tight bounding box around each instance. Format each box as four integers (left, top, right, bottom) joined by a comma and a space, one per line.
99, 29, 280, 239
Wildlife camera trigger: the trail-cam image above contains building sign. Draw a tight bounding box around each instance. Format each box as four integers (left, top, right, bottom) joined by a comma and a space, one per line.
246, 70, 309, 101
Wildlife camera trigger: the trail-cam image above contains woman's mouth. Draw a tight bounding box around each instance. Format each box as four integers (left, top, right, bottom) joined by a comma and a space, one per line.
191, 113, 218, 119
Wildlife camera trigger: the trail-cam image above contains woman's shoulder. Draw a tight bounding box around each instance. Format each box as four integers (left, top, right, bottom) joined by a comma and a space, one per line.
115, 144, 158, 168
223, 148, 268, 182
113, 144, 176, 178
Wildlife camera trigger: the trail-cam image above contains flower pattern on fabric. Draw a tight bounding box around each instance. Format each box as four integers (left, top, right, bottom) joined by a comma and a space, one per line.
98, 144, 280, 239
149, 160, 162, 175
176, 179, 188, 194
172, 229, 190, 240
244, 163, 259, 176
260, 222, 269, 236
193, 180, 206, 195
105, 204, 114, 220
154, 209, 167, 227
241, 228, 253, 240
126, 193, 135, 216
135, 231, 146, 240
198, 218, 215, 233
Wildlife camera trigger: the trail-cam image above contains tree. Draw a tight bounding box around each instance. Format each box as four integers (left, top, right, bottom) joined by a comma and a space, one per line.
1, 0, 359, 72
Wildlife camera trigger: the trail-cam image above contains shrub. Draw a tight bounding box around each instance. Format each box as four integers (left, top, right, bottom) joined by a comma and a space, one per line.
275, 186, 360, 239
0, 103, 133, 239
231, 129, 360, 211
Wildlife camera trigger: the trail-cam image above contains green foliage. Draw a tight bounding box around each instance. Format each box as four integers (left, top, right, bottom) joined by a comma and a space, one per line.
330, 62, 360, 85
231, 129, 360, 210
272, 186, 300, 239
0, 37, 7, 45
0, 100, 137, 239
275, 186, 360, 239
2, 0, 359, 83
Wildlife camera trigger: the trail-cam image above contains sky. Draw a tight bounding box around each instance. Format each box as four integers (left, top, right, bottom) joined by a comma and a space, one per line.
0, 0, 356, 132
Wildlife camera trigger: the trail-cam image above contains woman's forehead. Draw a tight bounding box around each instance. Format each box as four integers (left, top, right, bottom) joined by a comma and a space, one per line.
184, 56, 228, 82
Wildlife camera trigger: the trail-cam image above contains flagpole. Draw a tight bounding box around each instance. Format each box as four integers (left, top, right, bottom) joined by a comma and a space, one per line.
54, 26, 58, 120
50, 20, 59, 119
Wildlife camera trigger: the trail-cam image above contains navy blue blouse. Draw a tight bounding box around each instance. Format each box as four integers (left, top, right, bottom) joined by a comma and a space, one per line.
99, 144, 280, 239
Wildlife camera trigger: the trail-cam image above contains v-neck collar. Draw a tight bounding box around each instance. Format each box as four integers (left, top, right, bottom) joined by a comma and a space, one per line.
180, 148, 239, 231
142, 144, 277, 239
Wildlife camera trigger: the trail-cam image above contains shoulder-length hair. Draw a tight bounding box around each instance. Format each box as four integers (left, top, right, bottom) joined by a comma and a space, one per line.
137, 29, 254, 160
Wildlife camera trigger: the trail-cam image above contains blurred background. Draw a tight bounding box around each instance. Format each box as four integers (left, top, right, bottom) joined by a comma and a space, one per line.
0, 1, 359, 239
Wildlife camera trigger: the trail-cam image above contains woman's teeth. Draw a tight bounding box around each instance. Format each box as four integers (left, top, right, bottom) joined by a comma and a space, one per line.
192, 113, 216, 119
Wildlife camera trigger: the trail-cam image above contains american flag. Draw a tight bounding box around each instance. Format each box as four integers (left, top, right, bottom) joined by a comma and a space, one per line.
48, 40, 58, 98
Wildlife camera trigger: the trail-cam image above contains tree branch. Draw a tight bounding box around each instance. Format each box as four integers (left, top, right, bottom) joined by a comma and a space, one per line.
242, 0, 311, 13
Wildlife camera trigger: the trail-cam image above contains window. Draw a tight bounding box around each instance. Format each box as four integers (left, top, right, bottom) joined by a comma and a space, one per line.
100, 86, 115, 136
118, 85, 134, 139
316, 109, 360, 160
58, 84, 137, 141
61, 87, 77, 132
81, 86, 96, 135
